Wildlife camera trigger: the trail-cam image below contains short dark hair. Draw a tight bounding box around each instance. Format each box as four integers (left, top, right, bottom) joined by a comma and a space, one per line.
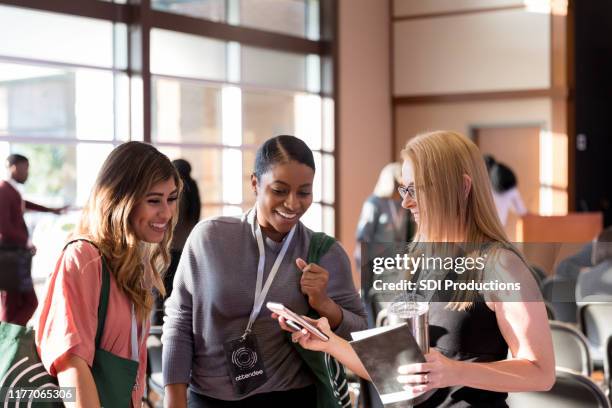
253, 135, 315, 180
6, 154, 28, 167
172, 159, 192, 179
490, 162, 517, 193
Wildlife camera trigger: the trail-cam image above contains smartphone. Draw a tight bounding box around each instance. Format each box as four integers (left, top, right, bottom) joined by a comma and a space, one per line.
266, 301, 329, 341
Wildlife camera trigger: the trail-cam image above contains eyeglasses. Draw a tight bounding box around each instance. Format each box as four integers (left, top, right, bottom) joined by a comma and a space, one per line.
397, 185, 416, 200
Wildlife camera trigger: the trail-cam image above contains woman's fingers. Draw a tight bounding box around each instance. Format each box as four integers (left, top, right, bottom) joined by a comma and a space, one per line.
397, 373, 429, 384
397, 363, 430, 375
277, 316, 297, 333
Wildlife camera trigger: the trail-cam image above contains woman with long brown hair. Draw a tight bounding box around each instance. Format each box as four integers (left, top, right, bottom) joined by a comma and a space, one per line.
277, 131, 555, 407
36, 141, 181, 407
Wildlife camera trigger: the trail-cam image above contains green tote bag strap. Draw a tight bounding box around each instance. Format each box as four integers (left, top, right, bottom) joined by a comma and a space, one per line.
292, 232, 352, 408
64, 239, 139, 408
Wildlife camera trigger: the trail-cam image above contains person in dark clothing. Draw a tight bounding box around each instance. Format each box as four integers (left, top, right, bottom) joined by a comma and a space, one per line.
279, 131, 555, 407
167, 159, 201, 296
153, 159, 201, 325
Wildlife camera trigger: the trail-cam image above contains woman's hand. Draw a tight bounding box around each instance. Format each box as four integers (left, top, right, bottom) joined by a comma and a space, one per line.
296, 258, 331, 309
273, 314, 336, 353
397, 349, 460, 394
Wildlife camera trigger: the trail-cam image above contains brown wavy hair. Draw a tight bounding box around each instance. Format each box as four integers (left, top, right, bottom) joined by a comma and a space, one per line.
77, 142, 182, 319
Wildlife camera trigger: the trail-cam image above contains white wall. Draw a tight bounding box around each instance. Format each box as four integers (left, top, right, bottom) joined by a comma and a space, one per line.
394, 9, 551, 95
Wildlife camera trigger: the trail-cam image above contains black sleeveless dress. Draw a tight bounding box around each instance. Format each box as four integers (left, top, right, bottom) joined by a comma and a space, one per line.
416, 297, 509, 408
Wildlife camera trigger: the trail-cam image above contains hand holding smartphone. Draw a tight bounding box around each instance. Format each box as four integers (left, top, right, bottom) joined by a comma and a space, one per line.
266, 301, 329, 341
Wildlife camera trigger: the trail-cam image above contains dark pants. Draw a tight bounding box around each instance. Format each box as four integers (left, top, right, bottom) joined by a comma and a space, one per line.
188, 385, 317, 408
0, 289, 38, 326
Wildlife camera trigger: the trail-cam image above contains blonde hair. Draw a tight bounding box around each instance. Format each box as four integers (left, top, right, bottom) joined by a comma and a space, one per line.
373, 162, 402, 198
401, 131, 518, 310
77, 142, 182, 319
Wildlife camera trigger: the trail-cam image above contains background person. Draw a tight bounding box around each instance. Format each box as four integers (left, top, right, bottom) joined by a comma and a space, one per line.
484, 155, 528, 228
0, 153, 67, 325
354, 163, 415, 285
162, 135, 367, 408
36, 142, 181, 408
153, 158, 201, 325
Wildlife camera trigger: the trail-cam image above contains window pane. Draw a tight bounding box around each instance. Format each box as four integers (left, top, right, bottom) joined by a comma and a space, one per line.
242, 90, 295, 145
240, 0, 306, 38
76, 143, 115, 205
301, 202, 322, 232
0, 63, 117, 141
152, 77, 222, 144
242, 149, 256, 206
295, 93, 321, 150
0, 5, 116, 68
241, 46, 307, 90
152, 0, 226, 21
222, 148, 242, 204
323, 205, 334, 237
8, 143, 76, 207
151, 29, 227, 81
322, 97, 334, 151
313, 152, 322, 203
157, 147, 222, 203
322, 153, 334, 203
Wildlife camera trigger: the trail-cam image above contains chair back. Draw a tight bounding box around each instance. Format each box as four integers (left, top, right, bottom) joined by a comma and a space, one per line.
507, 368, 610, 408
541, 277, 578, 323
550, 321, 593, 376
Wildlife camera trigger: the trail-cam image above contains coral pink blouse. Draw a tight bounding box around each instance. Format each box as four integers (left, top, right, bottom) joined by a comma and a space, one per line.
36, 240, 149, 408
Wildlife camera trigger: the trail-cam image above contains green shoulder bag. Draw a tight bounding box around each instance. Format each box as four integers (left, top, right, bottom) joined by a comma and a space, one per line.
291, 232, 352, 408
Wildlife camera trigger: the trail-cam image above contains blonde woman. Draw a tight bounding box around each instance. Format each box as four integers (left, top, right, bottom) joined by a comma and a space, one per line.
277, 131, 555, 407
354, 163, 415, 288
36, 142, 181, 407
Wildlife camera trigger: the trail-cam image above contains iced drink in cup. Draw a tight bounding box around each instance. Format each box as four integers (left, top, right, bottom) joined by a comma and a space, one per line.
387, 300, 429, 354
386, 300, 431, 407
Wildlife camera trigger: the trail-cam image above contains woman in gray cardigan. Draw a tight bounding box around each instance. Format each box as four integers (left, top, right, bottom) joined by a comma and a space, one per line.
162, 135, 367, 407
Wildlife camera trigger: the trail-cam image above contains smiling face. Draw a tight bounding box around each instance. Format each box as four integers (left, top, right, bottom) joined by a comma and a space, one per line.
129, 178, 179, 243
400, 159, 419, 224
252, 160, 314, 242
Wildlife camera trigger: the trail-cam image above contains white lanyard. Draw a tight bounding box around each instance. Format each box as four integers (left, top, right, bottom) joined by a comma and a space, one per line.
243, 220, 297, 338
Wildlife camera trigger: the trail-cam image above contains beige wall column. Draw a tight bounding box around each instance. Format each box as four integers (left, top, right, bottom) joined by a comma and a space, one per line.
337, 0, 392, 288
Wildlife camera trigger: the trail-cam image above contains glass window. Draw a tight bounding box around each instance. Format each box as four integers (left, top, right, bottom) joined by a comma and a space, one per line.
241, 46, 307, 90
150, 0, 319, 39
242, 148, 256, 206
157, 146, 224, 204
322, 205, 334, 236
152, 77, 223, 144
240, 0, 306, 38
321, 153, 334, 203
242, 90, 295, 145
0, 63, 121, 141
151, 29, 227, 81
295, 93, 321, 150
0, 5, 117, 68
322, 97, 334, 151
301, 202, 321, 232
152, 0, 226, 21
7, 143, 76, 207
313, 151, 322, 203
